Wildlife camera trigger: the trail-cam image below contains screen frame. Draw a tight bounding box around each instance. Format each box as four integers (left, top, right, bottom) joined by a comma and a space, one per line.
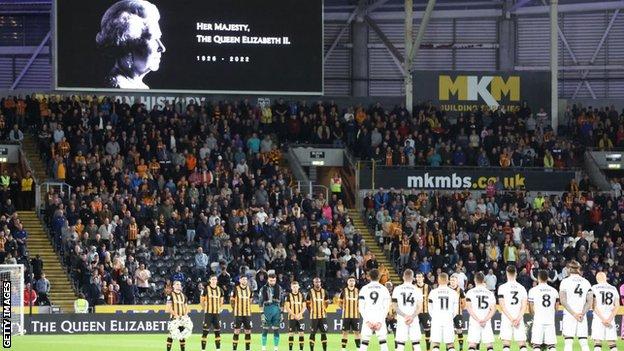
52, 0, 324, 95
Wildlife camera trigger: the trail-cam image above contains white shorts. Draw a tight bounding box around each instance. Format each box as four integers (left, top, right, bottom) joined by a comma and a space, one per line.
430, 320, 455, 344
562, 313, 588, 338
361, 321, 388, 340
395, 316, 422, 343
467, 319, 494, 344
531, 323, 557, 345
591, 319, 618, 341
499, 317, 527, 341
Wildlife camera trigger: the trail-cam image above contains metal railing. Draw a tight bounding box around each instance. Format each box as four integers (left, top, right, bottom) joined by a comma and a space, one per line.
358, 160, 581, 171
36, 181, 73, 211
290, 181, 329, 201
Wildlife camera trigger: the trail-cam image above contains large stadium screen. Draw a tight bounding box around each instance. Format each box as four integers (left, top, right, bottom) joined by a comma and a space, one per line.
54, 0, 323, 94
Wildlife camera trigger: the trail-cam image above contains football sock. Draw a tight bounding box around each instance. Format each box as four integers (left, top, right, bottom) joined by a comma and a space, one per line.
579, 338, 589, 351
379, 339, 388, 351
273, 331, 280, 351
309, 333, 315, 351
233, 333, 239, 351
201, 331, 208, 351
244, 333, 251, 351
262, 330, 268, 348
359, 339, 369, 351
396, 341, 404, 351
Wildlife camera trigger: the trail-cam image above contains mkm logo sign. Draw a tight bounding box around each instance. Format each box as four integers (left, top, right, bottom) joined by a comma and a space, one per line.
439, 75, 520, 108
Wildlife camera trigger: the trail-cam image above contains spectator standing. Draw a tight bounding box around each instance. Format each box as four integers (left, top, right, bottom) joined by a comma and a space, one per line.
485, 269, 497, 291
34, 273, 50, 305
134, 263, 151, 294
30, 254, 43, 280
193, 247, 209, 279
196, 215, 210, 253
20, 171, 34, 210
119, 277, 136, 305
23, 282, 37, 307
74, 293, 89, 313
8, 124, 23, 143
330, 173, 343, 200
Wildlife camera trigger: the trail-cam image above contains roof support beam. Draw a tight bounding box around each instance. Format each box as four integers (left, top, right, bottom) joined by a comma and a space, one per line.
10, 30, 50, 90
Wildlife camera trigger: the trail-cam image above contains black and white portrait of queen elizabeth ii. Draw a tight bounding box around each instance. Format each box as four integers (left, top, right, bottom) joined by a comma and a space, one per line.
95, 0, 166, 89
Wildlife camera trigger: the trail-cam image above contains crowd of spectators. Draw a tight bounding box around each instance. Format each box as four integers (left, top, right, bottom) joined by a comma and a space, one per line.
0, 96, 54, 306
4, 93, 623, 306
18, 94, 379, 306
365, 184, 624, 293
564, 104, 624, 151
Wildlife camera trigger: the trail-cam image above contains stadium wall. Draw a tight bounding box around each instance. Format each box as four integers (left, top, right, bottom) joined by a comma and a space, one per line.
24, 311, 624, 335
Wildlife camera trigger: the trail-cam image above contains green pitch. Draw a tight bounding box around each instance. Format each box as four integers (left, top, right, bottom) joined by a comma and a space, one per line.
7, 334, 624, 351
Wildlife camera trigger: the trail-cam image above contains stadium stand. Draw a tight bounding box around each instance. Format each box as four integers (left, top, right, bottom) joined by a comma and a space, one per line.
3, 93, 624, 308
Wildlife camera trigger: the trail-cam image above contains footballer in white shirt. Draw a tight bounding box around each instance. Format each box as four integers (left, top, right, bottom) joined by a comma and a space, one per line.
358, 269, 391, 351
559, 261, 593, 351
590, 272, 620, 351
391, 269, 423, 351
497, 265, 528, 351
528, 270, 559, 351
428, 272, 459, 351
464, 272, 497, 351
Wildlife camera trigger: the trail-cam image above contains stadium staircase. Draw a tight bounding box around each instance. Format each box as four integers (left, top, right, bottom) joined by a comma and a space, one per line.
349, 210, 401, 284
18, 211, 77, 312
21, 135, 77, 312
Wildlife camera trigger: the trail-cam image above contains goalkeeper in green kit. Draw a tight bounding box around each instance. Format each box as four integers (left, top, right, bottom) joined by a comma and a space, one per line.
259, 273, 283, 351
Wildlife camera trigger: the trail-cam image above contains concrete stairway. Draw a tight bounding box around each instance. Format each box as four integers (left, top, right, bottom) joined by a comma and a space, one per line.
349, 209, 401, 284
19, 134, 77, 312
21, 135, 47, 183
19, 211, 77, 312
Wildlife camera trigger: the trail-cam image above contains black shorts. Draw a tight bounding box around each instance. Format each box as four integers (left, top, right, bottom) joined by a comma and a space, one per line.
419, 313, 431, 331
288, 320, 304, 333
310, 318, 327, 333
203, 313, 220, 330
386, 318, 396, 333
342, 318, 360, 332
234, 316, 252, 330
453, 315, 463, 330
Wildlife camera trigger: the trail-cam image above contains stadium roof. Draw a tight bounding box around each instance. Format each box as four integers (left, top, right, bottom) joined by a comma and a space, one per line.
0, 0, 617, 15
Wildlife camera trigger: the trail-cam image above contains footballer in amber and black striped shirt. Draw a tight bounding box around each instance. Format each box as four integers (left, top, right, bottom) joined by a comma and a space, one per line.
339, 276, 361, 350
285, 281, 306, 351
231, 276, 253, 351
307, 277, 330, 351
166, 280, 188, 351
201, 275, 224, 351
